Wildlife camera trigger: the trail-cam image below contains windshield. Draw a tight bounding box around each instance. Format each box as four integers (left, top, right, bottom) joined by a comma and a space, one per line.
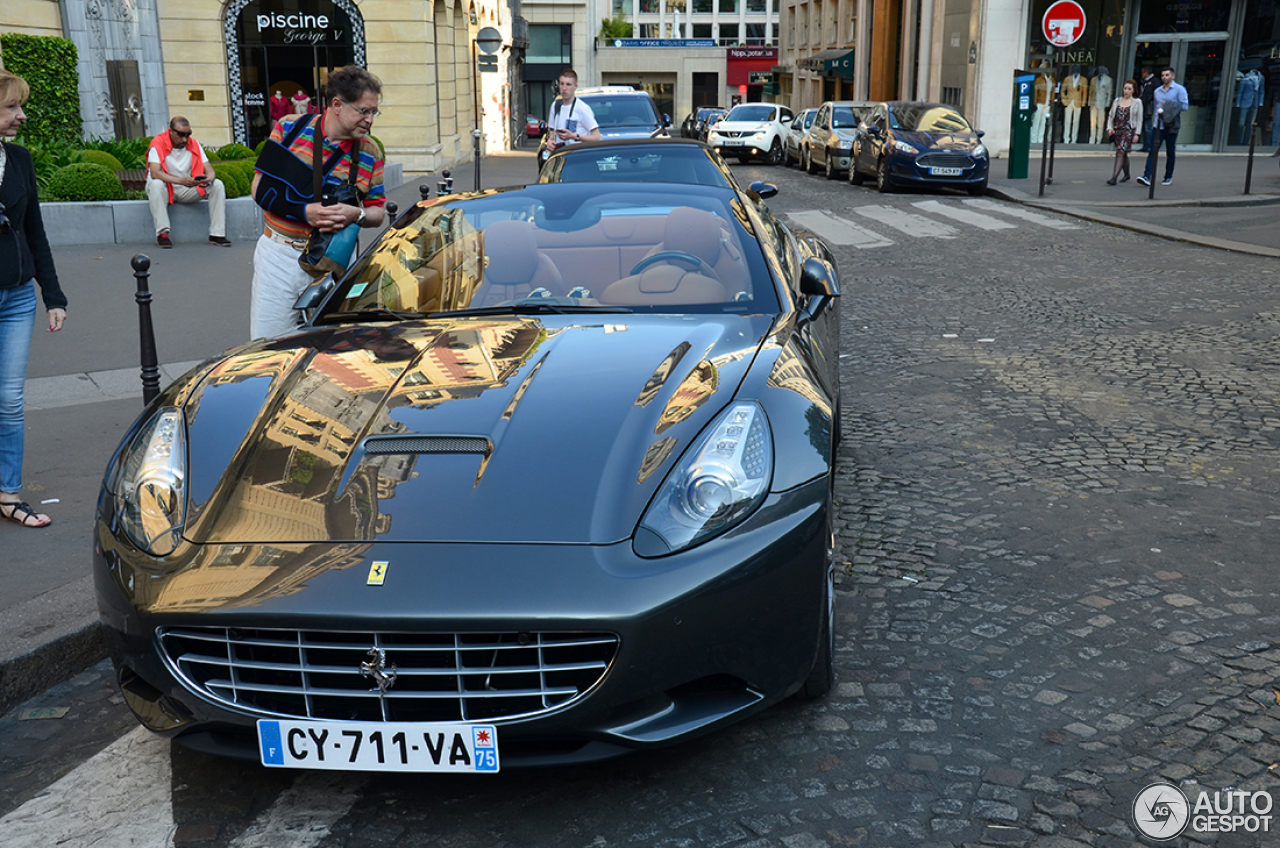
583, 94, 661, 130
320, 184, 779, 320
889, 105, 973, 133
726, 104, 776, 122
831, 106, 865, 128
697, 107, 724, 122
546, 146, 734, 188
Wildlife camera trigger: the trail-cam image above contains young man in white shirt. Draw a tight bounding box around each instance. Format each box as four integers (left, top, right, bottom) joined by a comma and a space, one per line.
145, 117, 229, 248
545, 69, 603, 152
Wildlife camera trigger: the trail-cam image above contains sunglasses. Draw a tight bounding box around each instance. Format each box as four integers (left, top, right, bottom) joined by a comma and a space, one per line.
171, 129, 192, 139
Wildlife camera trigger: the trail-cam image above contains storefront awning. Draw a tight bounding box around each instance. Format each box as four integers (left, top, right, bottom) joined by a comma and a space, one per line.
797, 48, 855, 80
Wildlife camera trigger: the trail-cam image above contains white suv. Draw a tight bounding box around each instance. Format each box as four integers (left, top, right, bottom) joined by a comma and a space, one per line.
707, 102, 795, 165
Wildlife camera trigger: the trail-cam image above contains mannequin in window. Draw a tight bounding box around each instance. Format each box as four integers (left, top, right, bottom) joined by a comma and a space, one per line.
1060, 64, 1088, 144
1235, 68, 1264, 145
1031, 60, 1053, 144
1089, 66, 1113, 145
269, 90, 290, 122
290, 89, 313, 115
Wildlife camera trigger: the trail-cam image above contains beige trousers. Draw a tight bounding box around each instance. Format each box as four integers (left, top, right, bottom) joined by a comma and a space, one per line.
145, 178, 226, 237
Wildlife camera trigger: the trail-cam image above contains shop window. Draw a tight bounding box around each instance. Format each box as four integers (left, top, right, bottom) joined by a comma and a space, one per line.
1137, 0, 1230, 34
528, 24, 571, 65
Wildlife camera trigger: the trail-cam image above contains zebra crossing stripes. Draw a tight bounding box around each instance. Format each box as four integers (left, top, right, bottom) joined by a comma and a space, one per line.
786, 198, 1079, 247
912, 199, 1017, 230
962, 198, 1081, 229
786, 210, 895, 249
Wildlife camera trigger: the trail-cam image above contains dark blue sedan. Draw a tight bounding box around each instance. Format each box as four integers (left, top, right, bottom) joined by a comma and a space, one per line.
849, 101, 989, 195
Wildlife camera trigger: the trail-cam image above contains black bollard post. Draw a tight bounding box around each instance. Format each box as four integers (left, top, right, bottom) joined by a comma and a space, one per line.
131, 254, 161, 405
1245, 120, 1257, 195
385, 199, 398, 224
419, 183, 431, 201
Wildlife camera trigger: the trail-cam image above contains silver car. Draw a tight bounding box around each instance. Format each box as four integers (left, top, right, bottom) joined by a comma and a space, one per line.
804, 101, 873, 179
784, 108, 818, 167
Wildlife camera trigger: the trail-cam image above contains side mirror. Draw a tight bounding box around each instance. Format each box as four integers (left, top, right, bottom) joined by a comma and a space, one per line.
663, 113, 672, 127
799, 257, 839, 323
748, 180, 779, 199
293, 273, 336, 322
976, 130, 986, 138
866, 126, 882, 137
539, 121, 548, 136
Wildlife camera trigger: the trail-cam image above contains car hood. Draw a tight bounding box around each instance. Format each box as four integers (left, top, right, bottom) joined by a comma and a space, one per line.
895, 130, 984, 153
178, 314, 771, 546
828, 128, 858, 145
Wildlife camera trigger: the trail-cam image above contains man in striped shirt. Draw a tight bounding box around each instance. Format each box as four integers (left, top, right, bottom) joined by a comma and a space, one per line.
250, 65, 386, 339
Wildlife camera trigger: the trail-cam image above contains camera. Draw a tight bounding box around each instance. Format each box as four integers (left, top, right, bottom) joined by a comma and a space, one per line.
321, 185, 360, 207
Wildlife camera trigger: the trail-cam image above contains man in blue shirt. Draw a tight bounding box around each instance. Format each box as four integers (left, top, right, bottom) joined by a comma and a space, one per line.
1138, 67, 1190, 187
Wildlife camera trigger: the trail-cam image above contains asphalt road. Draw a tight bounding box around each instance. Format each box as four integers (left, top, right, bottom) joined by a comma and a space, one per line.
3, 158, 1279, 847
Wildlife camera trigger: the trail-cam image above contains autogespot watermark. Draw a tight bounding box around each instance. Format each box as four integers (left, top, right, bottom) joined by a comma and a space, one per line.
1133, 782, 1274, 840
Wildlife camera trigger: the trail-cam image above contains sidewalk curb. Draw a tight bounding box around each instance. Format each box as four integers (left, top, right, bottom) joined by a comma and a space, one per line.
0, 623, 105, 717
987, 187, 1280, 259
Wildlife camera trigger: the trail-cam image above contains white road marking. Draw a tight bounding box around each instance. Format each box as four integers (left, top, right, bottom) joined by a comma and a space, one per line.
912, 200, 1017, 230
963, 198, 1081, 229
0, 726, 174, 847
229, 771, 368, 848
849, 205, 959, 238
787, 210, 895, 248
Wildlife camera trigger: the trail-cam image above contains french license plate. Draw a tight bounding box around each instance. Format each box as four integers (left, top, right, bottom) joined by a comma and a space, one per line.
258, 719, 499, 773
929, 166, 963, 176
722, 139, 743, 146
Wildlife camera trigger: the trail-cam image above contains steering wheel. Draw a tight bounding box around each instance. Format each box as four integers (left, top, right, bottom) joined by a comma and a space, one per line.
629, 250, 722, 284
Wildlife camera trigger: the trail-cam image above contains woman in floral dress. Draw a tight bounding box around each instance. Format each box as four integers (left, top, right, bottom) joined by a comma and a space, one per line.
1105, 79, 1143, 185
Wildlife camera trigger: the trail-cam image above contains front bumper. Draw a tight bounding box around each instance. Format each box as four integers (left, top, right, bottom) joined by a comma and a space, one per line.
888, 154, 989, 187
95, 478, 830, 766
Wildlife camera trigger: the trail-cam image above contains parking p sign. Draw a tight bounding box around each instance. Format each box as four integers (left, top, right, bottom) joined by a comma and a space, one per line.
1042, 0, 1086, 47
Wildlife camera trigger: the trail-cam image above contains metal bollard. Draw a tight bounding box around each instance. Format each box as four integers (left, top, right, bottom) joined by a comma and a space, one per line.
385, 199, 398, 223
419, 183, 431, 201
131, 254, 161, 405
1245, 120, 1257, 195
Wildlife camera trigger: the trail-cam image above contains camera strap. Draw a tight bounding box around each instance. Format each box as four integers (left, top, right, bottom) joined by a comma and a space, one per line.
311, 115, 359, 201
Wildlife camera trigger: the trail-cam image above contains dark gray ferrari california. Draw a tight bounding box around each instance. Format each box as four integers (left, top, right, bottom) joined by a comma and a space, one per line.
94, 178, 841, 771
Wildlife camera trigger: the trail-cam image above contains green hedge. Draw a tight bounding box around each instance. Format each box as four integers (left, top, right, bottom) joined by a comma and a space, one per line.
45, 162, 124, 202
0, 33, 81, 144
217, 142, 254, 161
77, 149, 125, 171
82, 136, 149, 170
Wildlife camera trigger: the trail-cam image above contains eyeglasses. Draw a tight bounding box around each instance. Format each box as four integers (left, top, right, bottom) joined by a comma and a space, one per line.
0, 202, 9, 235
341, 101, 381, 119
171, 129, 192, 139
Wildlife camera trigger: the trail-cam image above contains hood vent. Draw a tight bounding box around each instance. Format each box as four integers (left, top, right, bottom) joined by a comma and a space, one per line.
364, 436, 490, 455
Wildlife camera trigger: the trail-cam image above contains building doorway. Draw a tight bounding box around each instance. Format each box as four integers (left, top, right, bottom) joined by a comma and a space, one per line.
1133, 34, 1228, 149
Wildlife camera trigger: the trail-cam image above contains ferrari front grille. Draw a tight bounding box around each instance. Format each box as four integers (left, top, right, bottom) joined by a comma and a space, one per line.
158, 627, 618, 722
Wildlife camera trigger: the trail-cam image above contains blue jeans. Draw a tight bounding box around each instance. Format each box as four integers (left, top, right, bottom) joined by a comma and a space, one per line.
1143, 127, 1177, 181
0, 282, 36, 494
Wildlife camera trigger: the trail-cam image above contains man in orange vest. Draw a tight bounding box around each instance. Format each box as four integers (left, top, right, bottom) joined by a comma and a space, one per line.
145, 117, 229, 248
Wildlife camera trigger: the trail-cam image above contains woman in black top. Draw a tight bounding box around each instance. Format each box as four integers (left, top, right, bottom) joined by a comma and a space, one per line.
0, 70, 67, 528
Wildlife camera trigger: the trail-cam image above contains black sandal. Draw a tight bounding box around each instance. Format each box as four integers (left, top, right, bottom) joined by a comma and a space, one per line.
0, 501, 51, 528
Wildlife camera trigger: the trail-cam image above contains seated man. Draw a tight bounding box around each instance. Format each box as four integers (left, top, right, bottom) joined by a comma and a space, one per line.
145, 117, 230, 248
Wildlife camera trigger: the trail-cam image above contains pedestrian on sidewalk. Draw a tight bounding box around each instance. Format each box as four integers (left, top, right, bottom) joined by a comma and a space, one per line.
1136, 66, 1157, 152
0, 70, 67, 529
250, 65, 386, 339
145, 117, 231, 248
1138, 67, 1189, 187
1104, 79, 1142, 185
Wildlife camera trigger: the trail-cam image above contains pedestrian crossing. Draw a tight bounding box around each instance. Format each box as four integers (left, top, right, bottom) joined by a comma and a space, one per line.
787, 198, 1079, 249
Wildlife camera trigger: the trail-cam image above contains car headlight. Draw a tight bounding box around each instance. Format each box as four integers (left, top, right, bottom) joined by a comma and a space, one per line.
974, 144, 987, 158
893, 140, 918, 155
116, 407, 188, 557
635, 402, 772, 556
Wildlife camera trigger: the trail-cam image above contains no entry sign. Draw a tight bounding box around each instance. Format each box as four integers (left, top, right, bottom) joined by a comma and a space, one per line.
1042, 0, 1086, 47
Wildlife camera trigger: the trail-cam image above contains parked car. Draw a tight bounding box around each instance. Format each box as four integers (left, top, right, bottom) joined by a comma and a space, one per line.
707, 102, 795, 164
95, 177, 841, 771
539, 137, 780, 200
803, 101, 873, 179
784, 108, 818, 167
536, 86, 671, 173
695, 107, 727, 141
849, 101, 989, 195
525, 114, 542, 139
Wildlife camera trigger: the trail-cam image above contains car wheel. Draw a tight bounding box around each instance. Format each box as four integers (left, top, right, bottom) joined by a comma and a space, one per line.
825, 154, 838, 180
967, 179, 988, 197
849, 161, 865, 186
876, 158, 894, 193
766, 137, 784, 166
805, 147, 818, 175
799, 475, 836, 700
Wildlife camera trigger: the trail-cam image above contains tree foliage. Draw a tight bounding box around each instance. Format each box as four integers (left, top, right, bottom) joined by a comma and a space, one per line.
0, 33, 82, 144
600, 17, 634, 39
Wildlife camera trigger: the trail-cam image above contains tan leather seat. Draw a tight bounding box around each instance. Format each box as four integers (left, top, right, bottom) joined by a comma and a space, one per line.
475, 220, 564, 306
600, 207, 738, 305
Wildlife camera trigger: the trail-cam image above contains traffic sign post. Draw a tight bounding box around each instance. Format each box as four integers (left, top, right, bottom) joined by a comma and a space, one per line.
1037, 3, 1085, 196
